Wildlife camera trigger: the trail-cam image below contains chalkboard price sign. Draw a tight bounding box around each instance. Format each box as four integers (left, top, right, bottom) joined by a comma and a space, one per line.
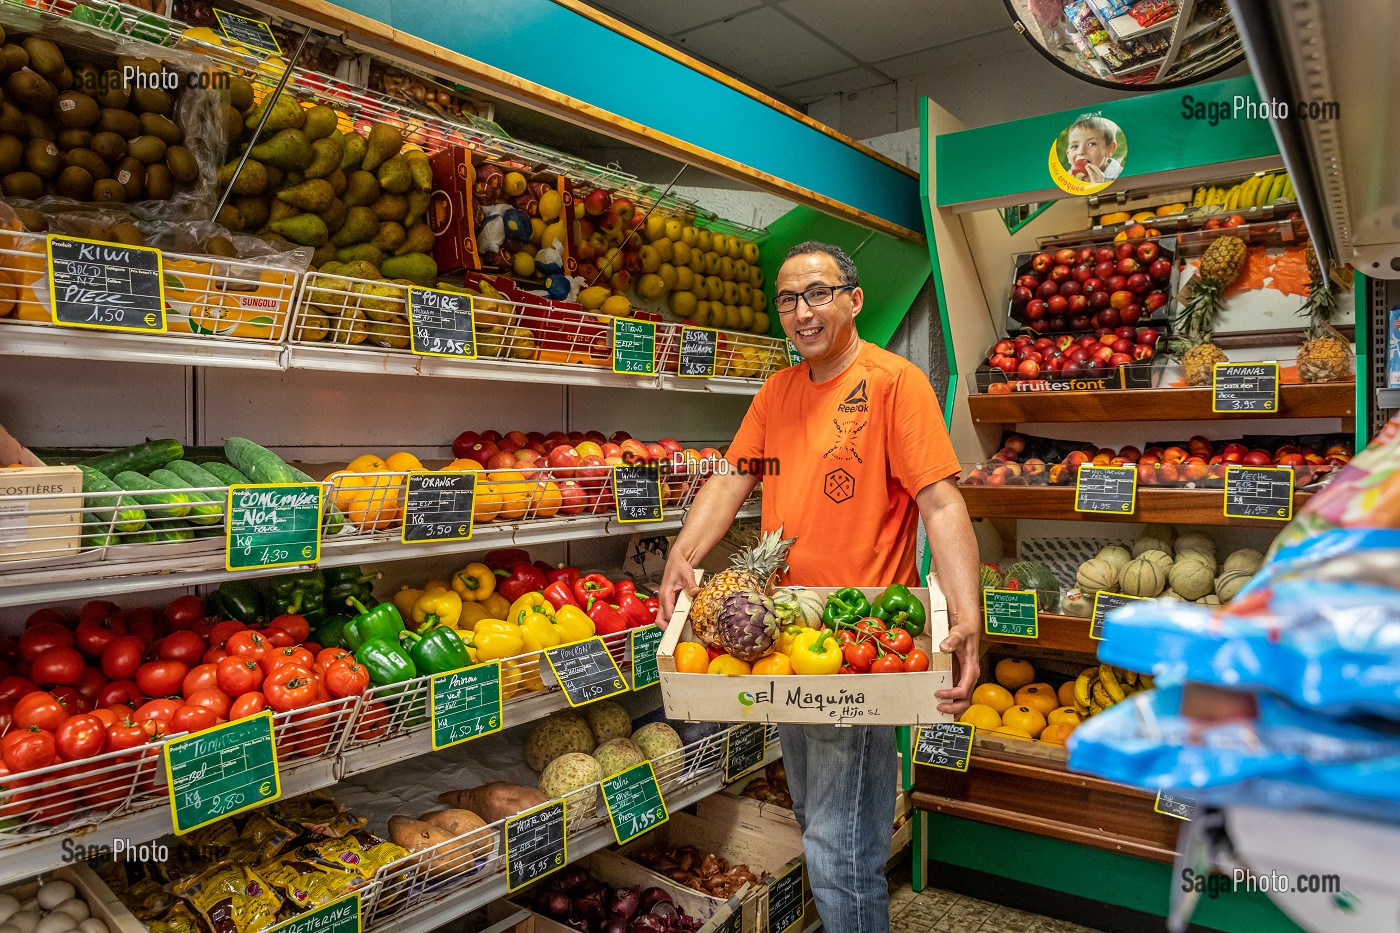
983, 589, 1038, 638
766, 861, 806, 933
1155, 791, 1196, 821
912, 722, 974, 772
613, 464, 664, 523
225, 484, 323, 572
431, 662, 503, 750
629, 625, 663, 690
600, 761, 668, 844
1090, 591, 1146, 640
266, 894, 359, 933
1075, 464, 1137, 514
408, 287, 477, 358
679, 326, 718, 377
613, 318, 657, 374
48, 235, 166, 334
710, 909, 743, 933
402, 472, 476, 543
544, 637, 628, 707
213, 9, 281, 53
505, 799, 567, 891
1212, 362, 1280, 413
165, 711, 279, 834
786, 340, 802, 368
1224, 465, 1294, 520
724, 723, 767, 783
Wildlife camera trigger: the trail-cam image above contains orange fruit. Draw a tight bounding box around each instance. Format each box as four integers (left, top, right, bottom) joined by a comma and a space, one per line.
444, 458, 484, 472
707, 655, 751, 676
472, 484, 504, 522
1057, 681, 1078, 708
1048, 707, 1082, 726
530, 481, 563, 518
384, 451, 424, 473
971, 683, 1014, 714
958, 704, 1001, 730
674, 642, 710, 674
751, 653, 792, 675
487, 470, 531, 520
995, 658, 1036, 692
348, 454, 387, 473
1040, 722, 1077, 745
991, 726, 1032, 741
1015, 684, 1058, 717
1001, 705, 1047, 738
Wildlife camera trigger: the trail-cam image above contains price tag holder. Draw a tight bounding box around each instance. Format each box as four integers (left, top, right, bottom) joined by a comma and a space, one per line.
430, 662, 502, 751
786, 340, 803, 368
266, 894, 358, 933
629, 624, 663, 690
225, 484, 323, 572
505, 799, 567, 891
679, 325, 718, 377
401, 472, 475, 543
1075, 464, 1137, 514
983, 589, 1038, 638
724, 723, 767, 783
707, 908, 743, 933
213, 9, 281, 53
48, 235, 166, 334
612, 318, 657, 374
544, 637, 628, 707
1224, 465, 1294, 520
165, 711, 279, 834
766, 861, 806, 933
408, 287, 477, 358
1090, 591, 1146, 640
1212, 362, 1280, 413
613, 464, 663, 523
912, 722, 974, 772
600, 761, 668, 844
1155, 791, 1196, 821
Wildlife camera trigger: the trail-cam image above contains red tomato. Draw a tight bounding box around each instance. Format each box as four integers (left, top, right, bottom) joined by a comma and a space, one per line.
73, 617, 128, 659
0, 676, 36, 702
75, 666, 106, 703
878, 628, 914, 655
187, 620, 212, 640
127, 618, 161, 646
184, 688, 231, 720
0, 638, 18, 664
25, 608, 69, 630
870, 654, 904, 674
354, 700, 389, 740
902, 649, 930, 673
100, 636, 146, 681
97, 681, 143, 708
225, 630, 268, 661
229, 692, 267, 720
262, 627, 294, 648
202, 647, 228, 665
264, 665, 317, 712
158, 631, 206, 666
302, 642, 322, 656
103, 703, 135, 722
216, 656, 264, 696
162, 595, 206, 630
260, 646, 313, 676
135, 660, 188, 698
323, 658, 369, 699
843, 642, 876, 673
105, 718, 149, 753
31, 647, 86, 687
134, 698, 180, 724
14, 691, 69, 731
54, 714, 106, 760
0, 698, 11, 734
49, 686, 90, 714
169, 705, 219, 735
79, 601, 119, 624
2, 726, 57, 772
19, 623, 75, 663
313, 648, 351, 673
0, 763, 32, 820
181, 663, 220, 697
268, 614, 310, 643
89, 708, 120, 729
207, 620, 246, 649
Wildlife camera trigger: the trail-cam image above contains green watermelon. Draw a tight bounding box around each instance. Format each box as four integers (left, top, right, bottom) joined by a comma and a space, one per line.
979, 562, 1004, 589
1003, 560, 1061, 604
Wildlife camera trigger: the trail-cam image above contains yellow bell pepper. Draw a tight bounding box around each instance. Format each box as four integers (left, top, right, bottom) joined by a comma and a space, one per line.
458, 600, 491, 631
412, 587, 463, 631
392, 585, 424, 619
472, 619, 524, 661
482, 592, 511, 619
423, 578, 452, 594
790, 629, 842, 675
552, 605, 595, 644
452, 562, 495, 601
508, 592, 555, 626
776, 624, 812, 657
455, 632, 479, 664
519, 613, 561, 652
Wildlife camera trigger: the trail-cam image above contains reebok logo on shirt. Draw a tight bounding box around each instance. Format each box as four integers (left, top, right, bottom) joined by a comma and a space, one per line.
837, 379, 869, 413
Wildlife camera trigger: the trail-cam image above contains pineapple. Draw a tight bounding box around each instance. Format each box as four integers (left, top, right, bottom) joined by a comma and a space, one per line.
1296, 242, 1354, 383
689, 528, 794, 647
1173, 235, 1246, 385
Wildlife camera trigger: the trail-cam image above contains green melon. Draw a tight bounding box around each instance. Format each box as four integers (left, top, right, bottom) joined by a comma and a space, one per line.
1133, 536, 1172, 558
1119, 557, 1165, 597
1076, 557, 1118, 594
1139, 549, 1174, 576
1169, 559, 1214, 600
1060, 588, 1092, 618
1175, 548, 1218, 575
1223, 549, 1264, 574
979, 562, 1004, 589
1141, 523, 1177, 545
1174, 530, 1216, 556
1003, 560, 1061, 604
1215, 570, 1253, 602
1097, 545, 1132, 570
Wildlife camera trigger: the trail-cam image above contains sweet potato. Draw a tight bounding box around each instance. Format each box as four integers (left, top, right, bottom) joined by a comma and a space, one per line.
387, 815, 473, 878
437, 782, 548, 823
422, 808, 492, 863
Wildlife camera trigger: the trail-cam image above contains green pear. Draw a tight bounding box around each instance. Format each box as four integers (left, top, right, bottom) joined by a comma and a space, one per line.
394, 222, 434, 256
336, 243, 383, 267
245, 95, 305, 133
276, 178, 335, 213
218, 159, 268, 196
340, 259, 382, 281
372, 194, 408, 223
380, 252, 436, 286
268, 214, 328, 247
405, 190, 430, 228
303, 135, 344, 178
233, 196, 270, 231
343, 169, 380, 207
326, 168, 347, 197
365, 319, 410, 349
361, 123, 402, 172
249, 128, 313, 170
320, 198, 347, 234
331, 205, 379, 248
340, 131, 366, 171
302, 105, 339, 141
268, 199, 300, 224
310, 241, 338, 267
370, 221, 406, 252
405, 150, 432, 191
376, 154, 411, 195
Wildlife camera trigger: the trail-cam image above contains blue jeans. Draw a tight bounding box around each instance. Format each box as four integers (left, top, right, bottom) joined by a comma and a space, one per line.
778, 724, 898, 933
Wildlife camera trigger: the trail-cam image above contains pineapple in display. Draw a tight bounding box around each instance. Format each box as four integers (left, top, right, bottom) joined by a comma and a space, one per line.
1173, 234, 1246, 385
1296, 241, 1354, 383
688, 528, 794, 647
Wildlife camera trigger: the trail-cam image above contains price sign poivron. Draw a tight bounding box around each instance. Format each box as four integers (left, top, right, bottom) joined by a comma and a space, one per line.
225, 483, 323, 571
408, 287, 477, 358
612, 318, 656, 374
545, 637, 628, 707
629, 625, 663, 690
983, 589, 1038, 638
600, 761, 668, 844
48, 235, 166, 334
401, 471, 475, 543
505, 799, 567, 891
166, 711, 279, 834
431, 662, 503, 750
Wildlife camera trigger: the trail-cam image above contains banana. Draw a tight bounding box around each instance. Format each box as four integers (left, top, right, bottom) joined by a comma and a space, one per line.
1255, 175, 1273, 208
1193, 186, 1207, 207
1208, 186, 1223, 206
1120, 668, 1138, 687
1224, 187, 1240, 211
1139, 673, 1155, 690
1240, 176, 1261, 208
1074, 669, 1095, 708
1282, 176, 1295, 199
1092, 681, 1113, 708
1100, 664, 1127, 703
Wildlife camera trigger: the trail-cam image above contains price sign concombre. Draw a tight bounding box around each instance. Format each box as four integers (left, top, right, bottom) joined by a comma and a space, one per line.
225, 484, 323, 571
1090, 591, 1146, 640
48, 235, 166, 334
401, 471, 476, 543
165, 711, 279, 834
983, 589, 1037, 638
1212, 362, 1280, 413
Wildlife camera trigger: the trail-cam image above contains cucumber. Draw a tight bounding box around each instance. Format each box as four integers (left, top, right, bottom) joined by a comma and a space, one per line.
167, 460, 228, 490
121, 530, 158, 545
81, 439, 184, 478
192, 526, 225, 539
288, 465, 346, 535
149, 468, 223, 525
224, 437, 298, 485
78, 464, 146, 535
88, 532, 119, 548
112, 470, 193, 518
203, 462, 251, 486
151, 525, 195, 543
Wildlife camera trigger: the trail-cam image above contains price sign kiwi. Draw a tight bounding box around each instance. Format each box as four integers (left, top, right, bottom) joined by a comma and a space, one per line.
679, 326, 718, 377
401, 472, 475, 543
1075, 465, 1137, 514
505, 799, 567, 891
1212, 362, 1280, 413
613, 464, 663, 523
213, 9, 281, 54
983, 589, 1038, 638
408, 287, 477, 358
1155, 791, 1196, 821
913, 722, 974, 772
1090, 591, 1146, 640
48, 236, 166, 334
1224, 465, 1294, 520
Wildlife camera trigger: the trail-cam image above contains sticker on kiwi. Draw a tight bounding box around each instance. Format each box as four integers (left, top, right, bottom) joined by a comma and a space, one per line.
1050, 113, 1128, 196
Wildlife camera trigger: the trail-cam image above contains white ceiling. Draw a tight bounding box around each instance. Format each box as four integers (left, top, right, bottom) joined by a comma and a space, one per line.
586, 0, 1022, 106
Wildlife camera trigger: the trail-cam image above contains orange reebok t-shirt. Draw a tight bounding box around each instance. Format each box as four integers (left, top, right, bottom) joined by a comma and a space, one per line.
726, 342, 961, 587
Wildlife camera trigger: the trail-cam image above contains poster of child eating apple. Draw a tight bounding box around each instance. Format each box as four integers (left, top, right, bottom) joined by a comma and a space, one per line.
1049, 113, 1128, 196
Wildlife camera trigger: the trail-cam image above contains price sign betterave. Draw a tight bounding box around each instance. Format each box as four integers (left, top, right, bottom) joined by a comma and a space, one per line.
48, 235, 166, 334
430, 662, 503, 750
165, 711, 279, 834
505, 799, 567, 891
600, 761, 668, 844
401, 472, 476, 543
265, 894, 359, 933
225, 483, 323, 571
544, 638, 628, 707
983, 589, 1038, 638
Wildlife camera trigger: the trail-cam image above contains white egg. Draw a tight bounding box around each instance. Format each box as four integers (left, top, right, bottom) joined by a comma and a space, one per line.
34, 886, 74, 913
34, 914, 73, 933
51, 902, 87, 924
78, 920, 107, 933
0, 895, 19, 923
9, 910, 40, 933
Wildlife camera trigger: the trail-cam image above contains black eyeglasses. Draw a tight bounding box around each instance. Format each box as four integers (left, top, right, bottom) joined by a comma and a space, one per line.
774, 284, 856, 315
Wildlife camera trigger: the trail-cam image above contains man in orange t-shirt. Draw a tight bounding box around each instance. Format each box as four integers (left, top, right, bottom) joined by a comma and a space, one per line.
660, 242, 981, 933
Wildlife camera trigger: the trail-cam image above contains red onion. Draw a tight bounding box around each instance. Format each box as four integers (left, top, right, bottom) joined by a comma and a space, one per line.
628, 916, 665, 933
638, 887, 671, 913
535, 890, 571, 917
608, 886, 641, 919
603, 921, 629, 933
559, 865, 593, 892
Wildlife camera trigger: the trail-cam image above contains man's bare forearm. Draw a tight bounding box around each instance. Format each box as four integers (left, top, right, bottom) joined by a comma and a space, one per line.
672, 470, 759, 565
917, 478, 982, 630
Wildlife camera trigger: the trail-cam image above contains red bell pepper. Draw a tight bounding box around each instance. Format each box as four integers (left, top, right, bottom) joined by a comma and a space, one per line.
545, 566, 581, 587
586, 600, 628, 636
642, 597, 659, 626
573, 573, 615, 606
533, 559, 554, 578
495, 561, 548, 602
484, 549, 531, 572
543, 580, 580, 611
616, 593, 652, 629
614, 579, 636, 601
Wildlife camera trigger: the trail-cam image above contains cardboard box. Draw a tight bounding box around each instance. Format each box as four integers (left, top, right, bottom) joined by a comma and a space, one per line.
699, 781, 911, 863
657, 575, 953, 725
0, 425, 83, 562
429, 146, 482, 275
14, 864, 147, 933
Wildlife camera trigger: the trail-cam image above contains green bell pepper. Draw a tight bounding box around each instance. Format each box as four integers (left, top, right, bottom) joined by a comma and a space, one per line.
270, 570, 325, 617
208, 580, 265, 624
312, 614, 352, 650
871, 584, 927, 636
343, 597, 405, 651
354, 636, 417, 686
400, 627, 471, 675
326, 566, 380, 608
822, 587, 871, 628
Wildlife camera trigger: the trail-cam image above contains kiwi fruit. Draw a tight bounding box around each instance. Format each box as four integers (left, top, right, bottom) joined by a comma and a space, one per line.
1, 171, 43, 199
56, 128, 92, 151
1, 44, 27, 72
204, 235, 238, 258
130, 86, 172, 117
144, 163, 172, 200
55, 164, 93, 200
257, 232, 294, 251
97, 108, 141, 139
109, 222, 145, 246
23, 115, 52, 141
65, 148, 109, 180
91, 177, 126, 202
139, 112, 181, 146
127, 134, 166, 165
70, 61, 100, 95
113, 156, 143, 200
0, 135, 20, 174
53, 67, 73, 92
90, 130, 125, 162
7, 69, 55, 111
0, 103, 24, 136
21, 38, 64, 79
96, 72, 128, 109
55, 91, 99, 128
165, 145, 197, 183
214, 204, 243, 232
226, 76, 254, 112
14, 207, 46, 231
24, 138, 60, 178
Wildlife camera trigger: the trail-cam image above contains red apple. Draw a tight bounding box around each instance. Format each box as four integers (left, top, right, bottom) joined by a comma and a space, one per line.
1047, 295, 1068, 315
1017, 359, 1041, 378
1110, 338, 1133, 354
1078, 247, 1095, 264
1059, 280, 1081, 297
1084, 277, 1104, 294
1144, 292, 1168, 313
1137, 328, 1161, 347
1017, 274, 1041, 289
1012, 286, 1033, 307
657, 438, 682, 455
452, 431, 482, 458
1126, 273, 1151, 294
1116, 257, 1139, 276
1223, 214, 1246, 228
1095, 246, 1116, 263
1091, 345, 1114, 364
1105, 275, 1127, 293
496, 437, 521, 454
557, 480, 587, 515
1071, 265, 1093, 284
1069, 313, 1092, 330
1088, 290, 1111, 310
583, 430, 606, 444
547, 445, 581, 470
1243, 449, 1272, 466
486, 451, 518, 470
1109, 290, 1134, 311
1094, 260, 1115, 280
1097, 308, 1121, 328
584, 188, 611, 216
1068, 295, 1088, 314
993, 339, 1015, 355
1119, 305, 1142, 325
1054, 248, 1077, 266
1049, 265, 1071, 283
1116, 242, 1136, 260
465, 441, 499, 463
1149, 258, 1172, 281
1109, 352, 1133, 367
1031, 253, 1053, 274
1036, 280, 1060, 299
1136, 241, 1160, 263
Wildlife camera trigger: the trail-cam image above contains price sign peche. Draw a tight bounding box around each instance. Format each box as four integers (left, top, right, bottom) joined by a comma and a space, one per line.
600, 761, 668, 844
613, 318, 657, 374
165, 711, 279, 834
1224, 465, 1294, 520
408, 287, 477, 358
430, 662, 502, 750
225, 483, 323, 572
401, 472, 475, 543
724, 723, 767, 783
544, 637, 628, 707
265, 894, 359, 933
505, 799, 567, 891
48, 235, 166, 334
912, 722, 974, 772
1155, 791, 1196, 821
1090, 591, 1147, 640
1212, 362, 1280, 413
678, 326, 718, 377
1075, 464, 1137, 514
766, 861, 806, 933
613, 464, 663, 523
983, 589, 1038, 638
213, 9, 281, 54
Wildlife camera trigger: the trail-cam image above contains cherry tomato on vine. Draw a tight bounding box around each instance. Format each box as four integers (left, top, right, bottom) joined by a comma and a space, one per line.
902, 649, 930, 673
878, 628, 914, 655
842, 642, 876, 672
870, 654, 904, 674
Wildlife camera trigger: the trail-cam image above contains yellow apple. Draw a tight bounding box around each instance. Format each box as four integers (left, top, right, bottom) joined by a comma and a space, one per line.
658, 263, 678, 290
639, 244, 661, 273
664, 218, 684, 240
669, 290, 697, 318
643, 213, 666, 241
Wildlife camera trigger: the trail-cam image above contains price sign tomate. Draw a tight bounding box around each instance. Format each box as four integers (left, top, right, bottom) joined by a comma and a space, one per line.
213, 9, 281, 53
600, 761, 668, 844
912, 722, 973, 772
505, 799, 566, 891
724, 723, 767, 783
983, 589, 1037, 638
544, 637, 628, 707
225, 484, 323, 571
48, 235, 166, 334
1212, 362, 1280, 413
679, 326, 718, 377
613, 464, 663, 523
1090, 591, 1146, 640
402, 471, 475, 543
1224, 465, 1294, 520
1075, 465, 1137, 514
408, 287, 477, 358
165, 712, 279, 834
430, 662, 502, 750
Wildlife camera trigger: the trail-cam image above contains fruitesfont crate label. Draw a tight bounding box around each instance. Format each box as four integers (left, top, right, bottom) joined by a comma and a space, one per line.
266, 893, 358, 933
613, 464, 663, 523
679, 326, 718, 377
1090, 592, 1147, 640
505, 799, 567, 891
48, 235, 166, 334
1074, 464, 1137, 514
165, 711, 279, 834
613, 318, 657, 374
545, 637, 628, 707
1224, 465, 1295, 520
600, 761, 668, 844
213, 9, 281, 53
1155, 791, 1196, 821
629, 624, 663, 690
786, 340, 803, 367
1212, 362, 1280, 413
408, 287, 478, 358
430, 661, 503, 750
402, 472, 476, 543
912, 722, 974, 772
983, 589, 1038, 638
767, 861, 806, 933
225, 484, 323, 571
724, 723, 767, 783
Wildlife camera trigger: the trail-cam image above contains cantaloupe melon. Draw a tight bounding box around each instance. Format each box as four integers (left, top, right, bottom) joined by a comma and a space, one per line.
1097, 545, 1132, 570
1140, 549, 1174, 575
1169, 559, 1214, 600
1060, 589, 1092, 618
1076, 558, 1118, 594
1119, 557, 1165, 597
1174, 530, 1216, 556
1133, 536, 1172, 558
1223, 549, 1264, 574
1141, 523, 1177, 545
1174, 548, 1218, 575
1215, 570, 1253, 602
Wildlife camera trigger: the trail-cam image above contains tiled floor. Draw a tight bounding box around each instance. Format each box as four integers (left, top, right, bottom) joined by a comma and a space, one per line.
887, 866, 1106, 933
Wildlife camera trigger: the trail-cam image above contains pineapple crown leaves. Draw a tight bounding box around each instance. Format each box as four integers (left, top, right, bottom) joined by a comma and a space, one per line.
1297, 241, 1352, 331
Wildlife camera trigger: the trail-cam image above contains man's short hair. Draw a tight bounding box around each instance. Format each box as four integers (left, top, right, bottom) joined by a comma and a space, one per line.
783, 241, 859, 288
